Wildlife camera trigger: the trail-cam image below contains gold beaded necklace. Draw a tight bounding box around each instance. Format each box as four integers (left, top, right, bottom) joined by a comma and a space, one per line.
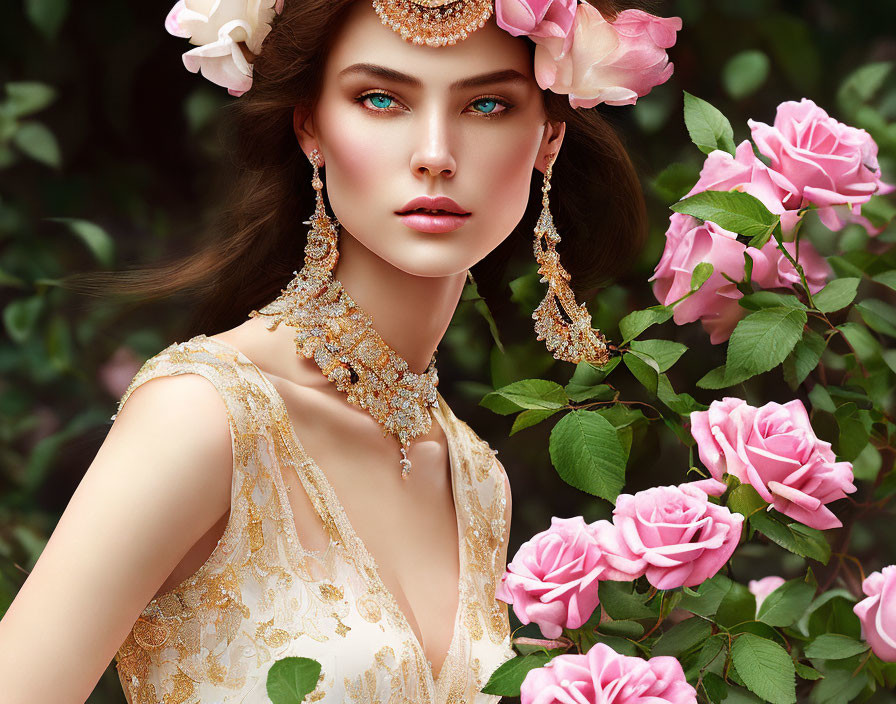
249, 265, 440, 480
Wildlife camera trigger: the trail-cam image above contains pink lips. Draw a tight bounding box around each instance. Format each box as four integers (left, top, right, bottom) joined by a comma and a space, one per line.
396, 195, 471, 233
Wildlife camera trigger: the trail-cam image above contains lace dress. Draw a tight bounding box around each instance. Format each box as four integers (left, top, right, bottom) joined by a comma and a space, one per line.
111, 334, 515, 703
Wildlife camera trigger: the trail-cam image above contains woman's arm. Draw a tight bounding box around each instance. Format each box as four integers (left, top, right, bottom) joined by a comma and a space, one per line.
0, 374, 235, 704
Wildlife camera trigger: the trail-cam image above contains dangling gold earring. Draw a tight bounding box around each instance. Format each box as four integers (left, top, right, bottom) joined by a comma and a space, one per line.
302, 148, 340, 274
532, 151, 611, 366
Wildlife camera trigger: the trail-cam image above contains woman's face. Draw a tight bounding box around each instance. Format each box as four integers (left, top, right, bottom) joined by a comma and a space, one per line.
294, 0, 565, 278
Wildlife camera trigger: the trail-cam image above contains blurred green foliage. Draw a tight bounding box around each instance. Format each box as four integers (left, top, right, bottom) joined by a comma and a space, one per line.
1, 0, 895, 700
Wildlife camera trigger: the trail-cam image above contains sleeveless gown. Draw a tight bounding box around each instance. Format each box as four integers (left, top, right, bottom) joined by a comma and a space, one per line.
110, 334, 516, 703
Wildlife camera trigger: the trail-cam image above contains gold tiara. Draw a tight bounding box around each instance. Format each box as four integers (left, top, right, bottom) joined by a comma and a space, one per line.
371, 0, 494, 47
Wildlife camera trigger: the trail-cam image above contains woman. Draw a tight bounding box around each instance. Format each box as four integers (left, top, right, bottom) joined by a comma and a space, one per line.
0, 0, 672, 701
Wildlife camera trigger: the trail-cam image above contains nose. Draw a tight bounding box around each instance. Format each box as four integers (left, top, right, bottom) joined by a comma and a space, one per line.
409, 106, 456, 179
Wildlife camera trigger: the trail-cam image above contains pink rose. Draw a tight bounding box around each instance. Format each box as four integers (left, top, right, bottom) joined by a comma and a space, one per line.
611, 481, 743, 590
689, 398, 857, 530
165, 0, 284, 96
520, 642, 697, 704
533, 4, 681, 108
853, 565, 896, 662
495, 516, 643, 638
687, 140, 802, 233
648, 213, 829, 344
748, 576, 786, 612
495, 0, 577, 57
748, 98, 895, 232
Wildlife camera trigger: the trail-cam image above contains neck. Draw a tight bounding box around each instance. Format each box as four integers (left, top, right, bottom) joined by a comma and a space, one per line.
330, 226, 468, 374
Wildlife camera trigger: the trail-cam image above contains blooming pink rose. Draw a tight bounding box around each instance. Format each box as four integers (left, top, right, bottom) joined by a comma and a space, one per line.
687, 140, 802, 233
853, 565, 896, 662
495, 0, 577, 59
748, 576, 786, 612
165, 0, 284, 96
611, 481, 743, 590
520, 642, 697, 704
648, 213, 829, 344
748, 98, 895, 232
495, 516, 643, 638
690, 398, 857, 530
533, 4, 681, 108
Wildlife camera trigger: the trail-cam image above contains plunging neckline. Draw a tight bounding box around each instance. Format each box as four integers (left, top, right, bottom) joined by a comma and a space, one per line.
199, 334, 467, 696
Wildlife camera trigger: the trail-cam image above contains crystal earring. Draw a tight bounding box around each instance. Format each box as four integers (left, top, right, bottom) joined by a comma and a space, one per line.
532, 151, 611, 366
303, 148, 340, 274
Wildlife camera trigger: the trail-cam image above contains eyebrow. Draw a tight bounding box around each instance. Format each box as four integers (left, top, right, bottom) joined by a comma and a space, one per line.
337, 63, 529, 90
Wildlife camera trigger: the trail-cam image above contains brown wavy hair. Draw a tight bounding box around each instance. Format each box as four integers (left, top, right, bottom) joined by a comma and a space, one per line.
64, 0, 649, 338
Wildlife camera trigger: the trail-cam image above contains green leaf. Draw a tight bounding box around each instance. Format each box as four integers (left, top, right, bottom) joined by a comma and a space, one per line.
794, 662, 823, 680
652, 161, 701, 203
809, 662, 870, 704
5, 82, 56, 118
25, 0, 71, 40
618, 306, 672, 342
723, 50, 771, 99
683, 91, 736, 155
803, 634, 869, 660
623, 351, 659, 396
726, 307, 807, 380
657, 374, 706, 415
871, 270, 896, 293
652, 617, 712, 657
749, 510, 831, 564
12, 121, 60, 167
837, 322, 882, 364
3, 295, 43, 344
597, 619, 644, 639
481, 379, 568, 415
727, 483, 768, 519
731, 634, 796, 704
835, 402, 871, 462
549, 410, 626, 502
46, 217, 115, 267
678, 574, 733, 618
696, 364, 738, 389
510, 408, 559, 435
597, 581, 658, 620
565, 360, 618, 401
481, 651, 556, 696
716, 581, 757, 629
629, 340, 688, 373
740, 291, 806, 311
757, 578, 815, 627
266, 656, 323, 704
837, 61, 893, 114
782, 328, 826, 389
672, 190, 779, 240
813, 277, 859, 314
691, 261, 714, 291
855, 299, 896, 337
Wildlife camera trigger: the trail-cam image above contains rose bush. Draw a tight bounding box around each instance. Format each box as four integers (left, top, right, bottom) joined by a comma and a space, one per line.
481, 87, 896, 704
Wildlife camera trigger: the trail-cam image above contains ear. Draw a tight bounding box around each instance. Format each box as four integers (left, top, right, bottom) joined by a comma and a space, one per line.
292, 105, 322, 165
534, 120, 566, 175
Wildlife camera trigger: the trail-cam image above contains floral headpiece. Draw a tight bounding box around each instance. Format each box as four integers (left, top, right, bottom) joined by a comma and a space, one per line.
165, 0, 681, 108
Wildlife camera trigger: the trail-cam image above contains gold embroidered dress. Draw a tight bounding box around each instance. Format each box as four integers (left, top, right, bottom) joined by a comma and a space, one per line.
112, 334, 515, 703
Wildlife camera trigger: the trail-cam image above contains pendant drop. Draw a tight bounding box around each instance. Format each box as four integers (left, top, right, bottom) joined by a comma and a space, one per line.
399, 444, 412, 480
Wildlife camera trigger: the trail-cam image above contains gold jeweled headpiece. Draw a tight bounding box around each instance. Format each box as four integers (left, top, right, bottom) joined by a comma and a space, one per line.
370, 0, 493, 47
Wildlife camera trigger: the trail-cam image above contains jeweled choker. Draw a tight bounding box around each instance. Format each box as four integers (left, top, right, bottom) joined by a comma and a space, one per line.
249, 266, 439, 480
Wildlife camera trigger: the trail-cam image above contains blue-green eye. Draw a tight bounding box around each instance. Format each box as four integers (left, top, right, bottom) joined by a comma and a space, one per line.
472, 98, 498, 114
367, 94, 394, 110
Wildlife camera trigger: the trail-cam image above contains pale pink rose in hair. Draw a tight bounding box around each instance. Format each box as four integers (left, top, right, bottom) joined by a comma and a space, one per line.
853, 565, 896, 662
689, 398, 857, 530
748, 576, 786, 612
495, 516, 644, 638
533, 4, 681, 108
520, 642, 697, 704
748, 98, 895, 232
165, 0, 284, 96
611, 482, 743, 590
495, 0, 577, 59
687, 140, 802, 233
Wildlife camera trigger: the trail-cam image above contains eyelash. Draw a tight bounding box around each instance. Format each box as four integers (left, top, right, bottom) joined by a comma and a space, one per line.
353, 90, 514, 119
